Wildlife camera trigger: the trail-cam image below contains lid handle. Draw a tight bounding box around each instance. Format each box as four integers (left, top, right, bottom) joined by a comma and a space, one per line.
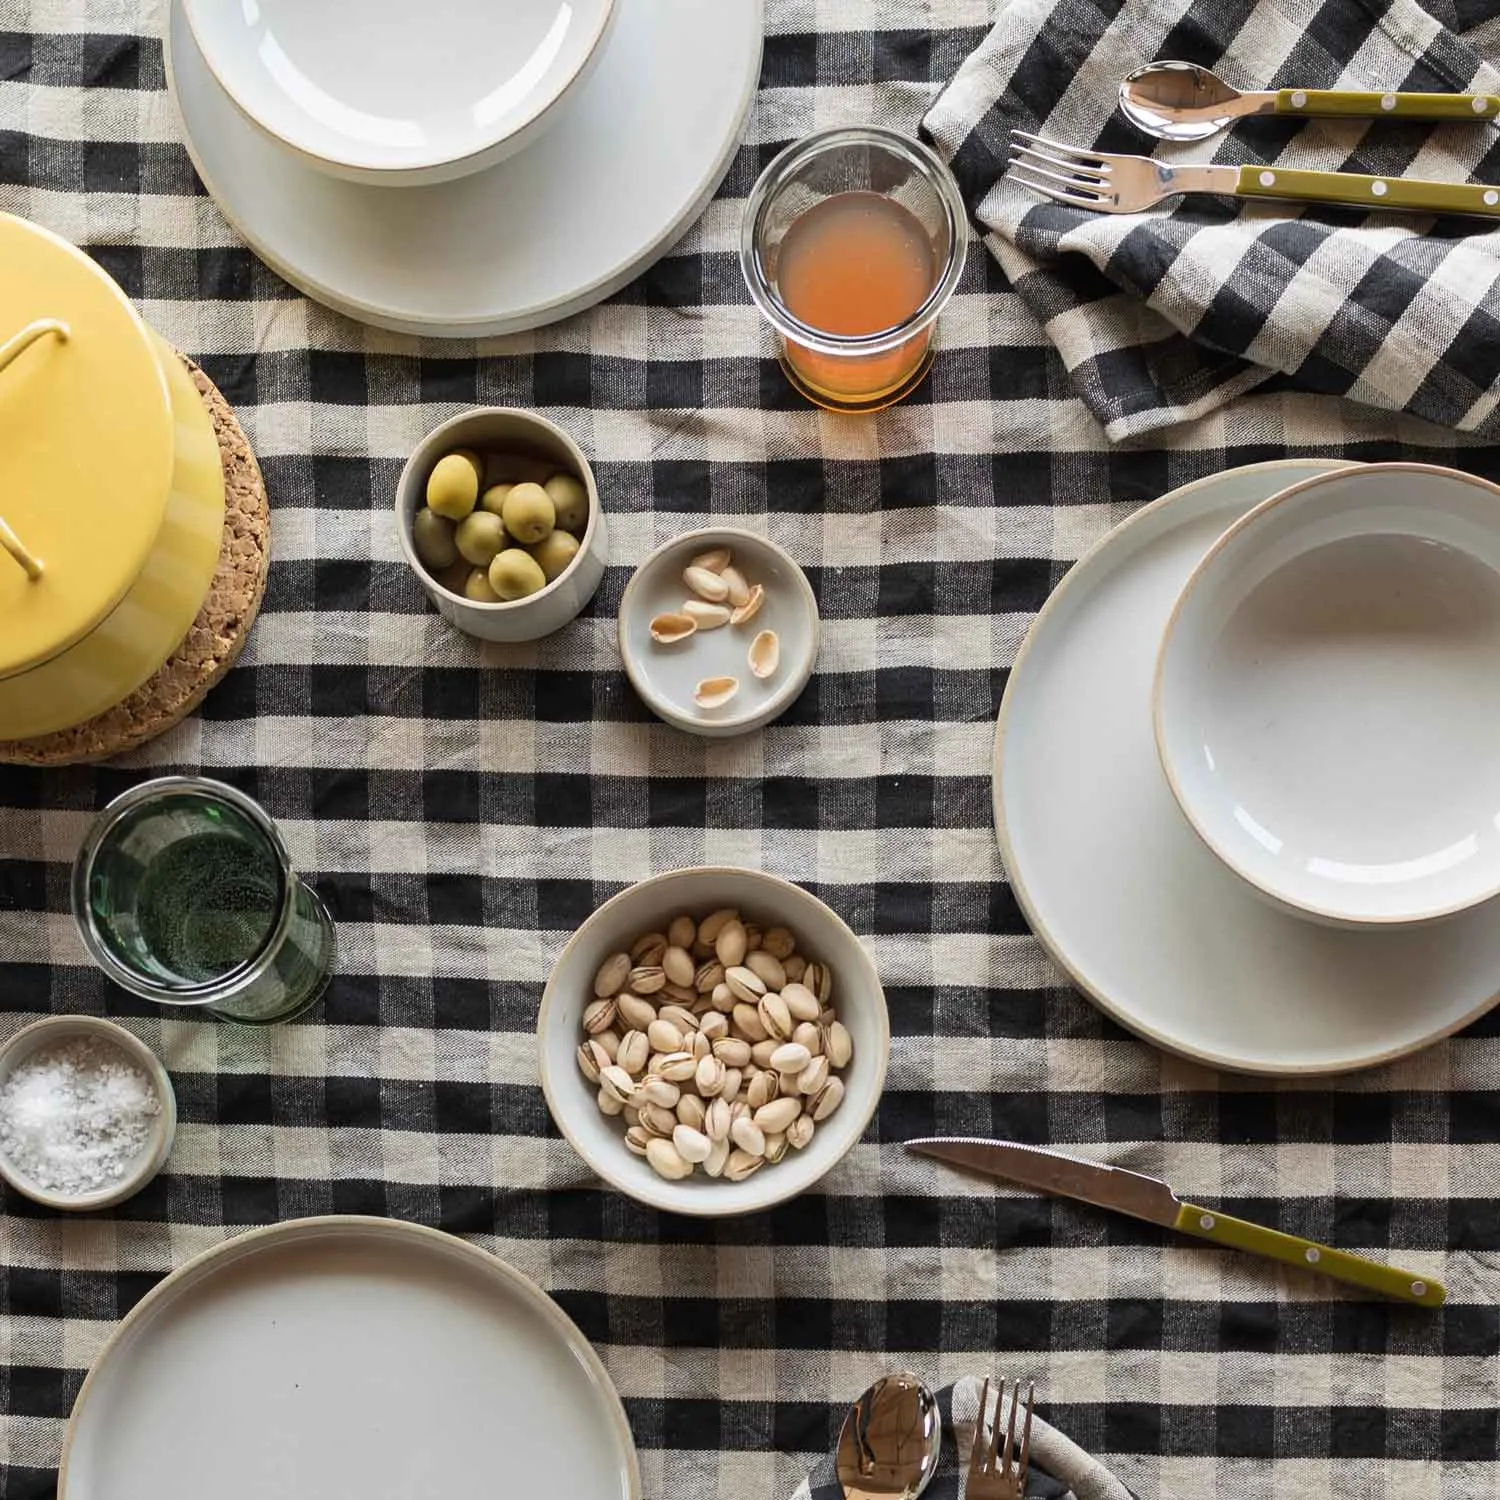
0, 318, 70, 582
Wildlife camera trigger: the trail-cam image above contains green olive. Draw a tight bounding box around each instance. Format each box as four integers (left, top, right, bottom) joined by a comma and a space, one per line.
479, 483, 512, 516
530, 528, 580, 582
544, 472, 589, 534
501, 482, 556, 545
464, 567, 503, 603
411, 507, 457, 570
488, 547, 547, 600
427, 453, 480, 520
455, 511, 506, 567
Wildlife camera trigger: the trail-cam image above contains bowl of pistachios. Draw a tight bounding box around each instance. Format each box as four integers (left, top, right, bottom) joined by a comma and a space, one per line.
538, 867, 889, 1216
395, 407, 607, 642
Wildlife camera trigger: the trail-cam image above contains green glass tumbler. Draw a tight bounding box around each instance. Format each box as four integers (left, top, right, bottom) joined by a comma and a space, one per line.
71, 777, 335, 1025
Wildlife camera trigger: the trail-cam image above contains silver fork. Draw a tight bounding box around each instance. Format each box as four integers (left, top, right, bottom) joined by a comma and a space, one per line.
1009, 129, 1500, 218
965, 1376, 1035, 1500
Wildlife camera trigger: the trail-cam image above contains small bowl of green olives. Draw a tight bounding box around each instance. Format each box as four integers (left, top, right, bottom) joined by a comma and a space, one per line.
396, 408, 607, 643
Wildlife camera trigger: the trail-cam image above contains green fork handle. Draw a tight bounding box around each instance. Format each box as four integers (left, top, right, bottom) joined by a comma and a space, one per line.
1236, 164, 1500, 216
1276, 87, 1500, 121
1175, 1201, 1445, 1307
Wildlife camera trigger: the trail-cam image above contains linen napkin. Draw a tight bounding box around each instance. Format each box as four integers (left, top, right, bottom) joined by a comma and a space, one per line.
923, 0, 1500, 441
788, 1377, 1137, 1500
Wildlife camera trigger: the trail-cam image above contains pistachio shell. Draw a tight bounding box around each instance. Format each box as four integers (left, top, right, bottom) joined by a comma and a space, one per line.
693, 676, 739, 709
787, 1114, 816, 1150
704, 1137, 733, 1177
684, 565, 731, 602
763, 1131, 789, 1164
650, 612, 697, 645
597, 1085, 626, 1117
698, 1011, 730, 1041
652, 1050, 699, 1083
748, 629, 780, 680
730, 584, 765, 626
599, 1065, 637, 1104
691, 546, 733, 573
726, 965, 767, 1003
720, 564, 751, 607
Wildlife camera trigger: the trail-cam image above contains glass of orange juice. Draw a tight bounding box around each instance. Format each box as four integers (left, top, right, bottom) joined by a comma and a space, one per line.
740, 126, 969, 413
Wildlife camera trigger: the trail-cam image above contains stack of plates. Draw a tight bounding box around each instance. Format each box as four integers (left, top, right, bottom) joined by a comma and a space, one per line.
165, 0, 762, 337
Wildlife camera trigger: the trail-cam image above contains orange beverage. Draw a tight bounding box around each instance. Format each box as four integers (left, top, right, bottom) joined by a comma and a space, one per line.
741, 127, 968, 414
775, 192, 937, 408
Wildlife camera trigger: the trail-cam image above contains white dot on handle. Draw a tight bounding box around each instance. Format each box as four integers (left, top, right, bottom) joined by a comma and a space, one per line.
1305, 1247, 1321, 1263
1411, 1280, 1427, 1297
1381, 93, 1398, 110
1259, 171, 1276, 187
1291, 90, 1308, 108
1485, 190, 1498, 206
1372, 180, 1388, 197
1199, 1214, 1216, 1230
1475, 98, 1490, 114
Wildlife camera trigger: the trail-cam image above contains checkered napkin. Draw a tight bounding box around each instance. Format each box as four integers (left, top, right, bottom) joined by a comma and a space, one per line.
788, 1378, 1137, 1500
923, 0, 1500, 441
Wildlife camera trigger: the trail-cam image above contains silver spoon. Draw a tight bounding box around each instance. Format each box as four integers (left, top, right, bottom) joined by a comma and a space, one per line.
835, 1371, 942, 1500
1120, 59, 1500, 142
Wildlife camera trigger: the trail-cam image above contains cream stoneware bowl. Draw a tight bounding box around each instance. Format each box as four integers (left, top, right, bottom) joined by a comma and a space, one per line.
395, 407, 607, 644
1155, 462, 1500, 928
538, 868, 889, 1216
181, 0, 617, 186
0, 1016, 176, 1211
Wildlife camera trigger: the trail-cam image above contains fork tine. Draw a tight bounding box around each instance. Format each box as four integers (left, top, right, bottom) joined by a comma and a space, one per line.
1018, 1382, 1035, 1485
1011, 129, 1111, 166
1000, 1378, 1019, 1476
1009, 137, 1111, 179
1010, 145, 1110, 184
1008, 167, 1106, 207
969, 1377, 991, 1475
986, 1376, 1005, 1472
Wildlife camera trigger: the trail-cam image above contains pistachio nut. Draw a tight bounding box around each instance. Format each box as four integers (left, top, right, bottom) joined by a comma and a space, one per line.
761, 926, 797, 961
750, 1039, 780, 1070
792, 1021, 823, 1056
698, 1011, 730, 1041
672, 1125, 713, 1164
576, 1041, 606, 1084
593, 1029, 622, 1061
724, 1149, 764, 1183
696, 1055, 728, 1097
597, 1085, 626, 1117
731, 1003, 769, 1042
711, 983, 736, 1012
695, 960, 726, 994
753, 1096, 803, 1135
599, 1065, 637, 1105
676, 1094, 707, 1132
730, 1115, 766, 1158
770, 1042, 812, 1076
745, 951, 787, 990
629, 965, 667, 995
762, 1131, 789, 1164
624, 1126, 651, 1156
713, 1037, 752, 1068
715, 919, 748, 968
705, 1098, 733, 1143
756, 992, 793, 1041
617, 994, 658, 1033
646, 1137, 693, 1180
725, 965, 767, 1004
691, 1030, 713, 1061
593, 952, 632, 998
787, 1115, 815, 1150
781, 983, 821, 1023
653, 1050, 698, 1083
721, 1067, 744, 1103
811, 1075, 846, 1122
583, 997, 618, 1035
668, 914, 698, 950
802, 961, 833, 1003
663, 945, 696, 987
632, 931, 668, 964
743, 924, 764, 953
647, 1019, 685, 1054
822, 1020, 853, 1069
616, 1030, 651, 1075
697, 907, 739, 944
797, 1056, 831, 1097
638, 1077, 681, 1109
746, 1069, 780, 1110
640, 1102, 679, 1137
660, 982, 700, 1006
658, 1003, 700, 1034
782, 954, 808, 982
703, 1137, 732, 1178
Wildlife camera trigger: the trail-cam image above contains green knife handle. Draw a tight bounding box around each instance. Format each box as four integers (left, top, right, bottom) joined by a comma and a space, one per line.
1275, 87, 1500, 120
1235, 164, 1500, 217
1175, 1202, 1445, 1307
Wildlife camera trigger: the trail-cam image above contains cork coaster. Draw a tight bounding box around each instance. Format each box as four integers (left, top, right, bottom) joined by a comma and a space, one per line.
0, 355, 270, 766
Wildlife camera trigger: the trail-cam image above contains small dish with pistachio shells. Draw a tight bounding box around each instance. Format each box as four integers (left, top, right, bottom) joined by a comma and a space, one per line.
395, 407, 608, 643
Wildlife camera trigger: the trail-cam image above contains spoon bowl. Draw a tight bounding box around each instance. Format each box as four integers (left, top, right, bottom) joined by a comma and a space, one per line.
1119, 61, 1264, 141
836, 1371, 942, 1500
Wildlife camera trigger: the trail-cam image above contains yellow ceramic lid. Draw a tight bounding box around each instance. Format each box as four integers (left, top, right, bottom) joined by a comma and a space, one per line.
0, 215, 174, 680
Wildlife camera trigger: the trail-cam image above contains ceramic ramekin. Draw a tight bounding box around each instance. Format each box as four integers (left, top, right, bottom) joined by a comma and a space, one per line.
1155, 461, 1500, 928
395, 408, 607, 644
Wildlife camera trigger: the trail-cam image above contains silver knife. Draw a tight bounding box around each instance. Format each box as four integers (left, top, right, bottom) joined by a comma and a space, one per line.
905, 1137, 1443, 1307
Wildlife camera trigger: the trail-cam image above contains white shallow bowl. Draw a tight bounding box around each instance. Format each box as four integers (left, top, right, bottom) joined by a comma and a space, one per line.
538, 868, 889, 1217
1156, 462, 1500, 927
618, 528, 820, 738
181, 0, 616, 186
0, 1016, 176, 1211
395, 407, 607, 644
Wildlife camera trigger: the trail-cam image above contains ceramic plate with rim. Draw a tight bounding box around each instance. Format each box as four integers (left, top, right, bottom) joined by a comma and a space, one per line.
995, 459, 1500, 1075
617, 528, 820, 737
180, 0, 616, 184
60, 1217, 640, 1500
1155, 462, 1500, 928
165, 0, 762, 336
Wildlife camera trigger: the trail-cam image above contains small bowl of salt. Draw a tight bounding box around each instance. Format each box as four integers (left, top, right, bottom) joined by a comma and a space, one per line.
0, 1017, 176, 1211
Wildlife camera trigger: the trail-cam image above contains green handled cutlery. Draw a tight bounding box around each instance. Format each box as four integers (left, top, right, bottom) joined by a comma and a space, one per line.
1120, 59, 1500, 143
905, 1137, 1445, 1307
1011, 131, 1500, 219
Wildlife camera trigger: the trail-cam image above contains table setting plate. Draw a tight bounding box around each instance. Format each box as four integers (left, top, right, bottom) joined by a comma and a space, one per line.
59, 1216, 640, 1500
993, 459, 1500, 1075
163, 0, 762, 336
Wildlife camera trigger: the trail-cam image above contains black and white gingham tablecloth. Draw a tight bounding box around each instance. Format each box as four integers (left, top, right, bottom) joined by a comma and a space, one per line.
2, 3, 1498, 1498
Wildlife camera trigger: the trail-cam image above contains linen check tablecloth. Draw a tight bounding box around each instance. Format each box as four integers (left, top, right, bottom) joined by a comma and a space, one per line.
1, 3, 1498, 1499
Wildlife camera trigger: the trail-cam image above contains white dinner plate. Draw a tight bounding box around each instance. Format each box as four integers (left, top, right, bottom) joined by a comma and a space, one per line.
164, 0, 762, 336
993, 460, 1500, 1075
60, 1217, 640, 1500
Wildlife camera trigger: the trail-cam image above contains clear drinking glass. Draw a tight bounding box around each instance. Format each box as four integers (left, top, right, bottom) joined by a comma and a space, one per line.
71, 777, 335, 1025
740, 126, 969, 413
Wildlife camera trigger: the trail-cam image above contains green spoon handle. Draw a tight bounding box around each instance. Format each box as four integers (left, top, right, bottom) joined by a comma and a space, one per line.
1174, 1202, 1445, 1306
1275, 87, 1500, 120
1235, 164, 1500, 216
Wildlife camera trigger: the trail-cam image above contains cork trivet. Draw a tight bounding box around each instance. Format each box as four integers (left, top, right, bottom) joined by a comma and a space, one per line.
0, 355, 270, 766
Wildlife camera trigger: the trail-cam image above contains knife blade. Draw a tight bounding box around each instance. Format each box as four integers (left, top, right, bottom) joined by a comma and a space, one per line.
905, 1137, 1444, 1308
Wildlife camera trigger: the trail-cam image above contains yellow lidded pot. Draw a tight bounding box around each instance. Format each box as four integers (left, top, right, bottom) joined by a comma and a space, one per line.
0, 215, 225, 741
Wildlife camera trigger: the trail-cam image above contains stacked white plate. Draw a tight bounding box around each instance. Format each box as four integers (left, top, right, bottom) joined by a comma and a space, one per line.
166, 0, 763, 336
993, 460, 1500, 1075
